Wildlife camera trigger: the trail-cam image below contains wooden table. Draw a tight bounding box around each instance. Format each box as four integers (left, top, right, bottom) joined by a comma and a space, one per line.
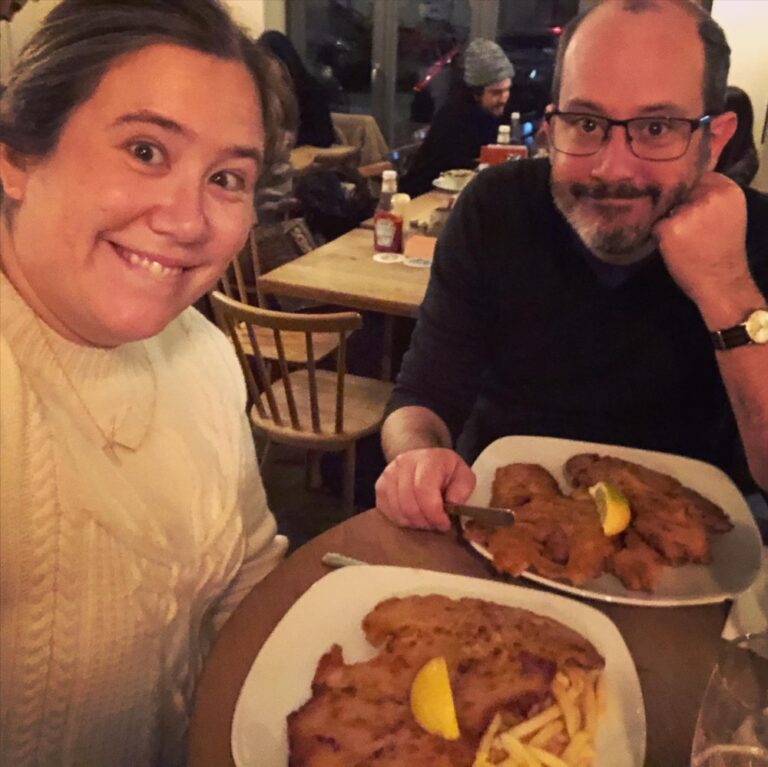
258, 227, 429, 320
258, 226, 431, 379
189, 509, 728, 767
361, 189, 456, 230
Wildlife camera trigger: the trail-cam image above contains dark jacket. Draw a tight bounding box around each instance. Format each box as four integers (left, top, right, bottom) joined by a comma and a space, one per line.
400, 97, 501, 196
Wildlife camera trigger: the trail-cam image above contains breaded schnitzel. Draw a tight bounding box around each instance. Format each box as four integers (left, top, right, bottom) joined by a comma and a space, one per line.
288, 595, 604, 766
464, 453, 732, 593
466, 464, 612, 586
565, 453, 732, 565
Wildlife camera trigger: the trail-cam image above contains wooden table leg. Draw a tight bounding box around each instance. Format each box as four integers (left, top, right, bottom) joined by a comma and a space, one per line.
381, 314, 394, 381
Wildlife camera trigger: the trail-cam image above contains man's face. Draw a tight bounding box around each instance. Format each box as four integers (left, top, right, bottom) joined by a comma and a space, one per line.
546, 2, 732, 265
479, 79, 511, 117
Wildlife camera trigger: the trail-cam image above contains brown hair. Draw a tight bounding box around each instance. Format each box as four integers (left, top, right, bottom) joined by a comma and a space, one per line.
0, 0, 297, 190
551, 0, 731, 115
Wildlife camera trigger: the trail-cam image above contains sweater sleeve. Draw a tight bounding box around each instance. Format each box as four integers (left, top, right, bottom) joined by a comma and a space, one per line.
386, 174, 496, 441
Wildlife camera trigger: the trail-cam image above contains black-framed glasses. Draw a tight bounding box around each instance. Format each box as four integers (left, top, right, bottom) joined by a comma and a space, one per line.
544, 110, 713, 161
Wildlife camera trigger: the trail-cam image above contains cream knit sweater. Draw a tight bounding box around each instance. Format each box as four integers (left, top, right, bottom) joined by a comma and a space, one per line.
0, 274, 288, 766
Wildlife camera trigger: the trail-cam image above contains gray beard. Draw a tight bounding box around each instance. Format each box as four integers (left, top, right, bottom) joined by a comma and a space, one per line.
551, 179, 692, 266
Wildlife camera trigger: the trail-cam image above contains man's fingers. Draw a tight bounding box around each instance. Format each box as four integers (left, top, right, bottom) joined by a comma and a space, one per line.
445, 459, 476, 504
395, 466, 434, 529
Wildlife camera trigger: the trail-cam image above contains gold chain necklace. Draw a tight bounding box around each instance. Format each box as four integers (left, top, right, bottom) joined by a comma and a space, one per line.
34, 317, 156, 463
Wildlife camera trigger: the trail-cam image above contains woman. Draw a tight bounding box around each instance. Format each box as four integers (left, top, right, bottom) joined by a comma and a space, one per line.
0, 1, 295, 764
259, 30, 336, 148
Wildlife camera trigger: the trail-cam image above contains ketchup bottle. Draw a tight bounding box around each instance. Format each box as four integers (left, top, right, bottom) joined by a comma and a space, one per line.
373, 169, 403, 254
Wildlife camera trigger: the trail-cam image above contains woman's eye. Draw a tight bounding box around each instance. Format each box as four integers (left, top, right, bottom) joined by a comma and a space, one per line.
210, 170, 247, 193
579, 118, 599, 133
129, 141, 163, 165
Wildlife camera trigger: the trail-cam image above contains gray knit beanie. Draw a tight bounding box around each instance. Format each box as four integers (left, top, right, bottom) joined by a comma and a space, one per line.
463, 38, 514, 87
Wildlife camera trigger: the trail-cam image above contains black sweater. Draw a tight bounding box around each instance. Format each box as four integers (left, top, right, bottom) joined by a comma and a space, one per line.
389, 159, 768, 483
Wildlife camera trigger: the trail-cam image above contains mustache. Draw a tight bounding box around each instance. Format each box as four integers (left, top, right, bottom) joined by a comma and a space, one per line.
571, 181, 662, 206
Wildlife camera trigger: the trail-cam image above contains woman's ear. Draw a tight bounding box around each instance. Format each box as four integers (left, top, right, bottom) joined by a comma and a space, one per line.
0, 144, 31, 201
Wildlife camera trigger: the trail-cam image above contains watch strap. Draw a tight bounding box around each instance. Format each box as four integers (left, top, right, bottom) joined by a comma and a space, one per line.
711, 324, 751, 350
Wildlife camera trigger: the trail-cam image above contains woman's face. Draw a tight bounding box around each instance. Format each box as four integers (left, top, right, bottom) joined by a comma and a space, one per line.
0, 43, 265, 346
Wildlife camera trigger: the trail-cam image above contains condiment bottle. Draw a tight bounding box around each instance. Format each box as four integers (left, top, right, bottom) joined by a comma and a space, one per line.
497, 125, 511, 145
510, 112, 522, 144
374, 169, 403, 254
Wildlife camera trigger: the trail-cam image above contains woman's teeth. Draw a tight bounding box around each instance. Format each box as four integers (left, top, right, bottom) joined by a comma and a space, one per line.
126, 251, 182, 277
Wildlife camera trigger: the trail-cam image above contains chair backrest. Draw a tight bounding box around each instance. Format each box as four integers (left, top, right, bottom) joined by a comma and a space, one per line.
210, 291, 363, 435
219, 220, 316, 308
219, 228, 263, 306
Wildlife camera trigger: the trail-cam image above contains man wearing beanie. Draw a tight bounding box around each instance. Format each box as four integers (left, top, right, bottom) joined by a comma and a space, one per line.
400, 38, 514, 196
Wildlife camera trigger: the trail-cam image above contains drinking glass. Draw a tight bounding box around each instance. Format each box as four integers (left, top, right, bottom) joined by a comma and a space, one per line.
691, 632, 768, 767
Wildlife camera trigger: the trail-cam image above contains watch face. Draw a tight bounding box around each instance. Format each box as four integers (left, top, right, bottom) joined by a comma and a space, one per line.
745, 309, 768, 344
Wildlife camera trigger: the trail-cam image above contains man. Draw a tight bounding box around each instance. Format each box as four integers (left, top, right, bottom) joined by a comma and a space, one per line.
400, 38, 513, 197
377, 0, 768, 530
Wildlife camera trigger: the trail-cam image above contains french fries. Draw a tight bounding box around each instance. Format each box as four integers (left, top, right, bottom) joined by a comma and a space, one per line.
473, 668, 602, 767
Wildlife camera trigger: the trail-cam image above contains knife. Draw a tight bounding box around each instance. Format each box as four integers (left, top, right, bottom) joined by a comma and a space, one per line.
444, 502, 515, 527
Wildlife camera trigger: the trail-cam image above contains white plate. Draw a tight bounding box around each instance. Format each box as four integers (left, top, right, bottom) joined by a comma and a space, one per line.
231, 565, 646, 767
432, 173, 470, 192
464, 436, 763, 607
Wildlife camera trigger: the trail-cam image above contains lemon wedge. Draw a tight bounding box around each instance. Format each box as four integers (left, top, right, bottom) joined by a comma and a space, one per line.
589, 481, 631, 536
410, 656, 460, 740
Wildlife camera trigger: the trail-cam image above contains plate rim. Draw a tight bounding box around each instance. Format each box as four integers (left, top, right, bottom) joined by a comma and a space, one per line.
464, 434, 763, 607
231, 564, 647, 767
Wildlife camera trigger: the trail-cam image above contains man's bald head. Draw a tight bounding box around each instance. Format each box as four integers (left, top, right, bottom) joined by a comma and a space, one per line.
552, 0, 730, 115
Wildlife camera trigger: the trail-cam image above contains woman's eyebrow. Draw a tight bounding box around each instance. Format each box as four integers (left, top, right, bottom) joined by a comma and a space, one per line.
111, 109, 187, 134
111, 109, 263, 166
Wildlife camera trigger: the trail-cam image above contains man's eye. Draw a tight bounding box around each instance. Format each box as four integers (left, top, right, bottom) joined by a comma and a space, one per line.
129, 141, 163, 165
210, 170, 247, 193
578, 118, 600, 133
642, 120, 671, 137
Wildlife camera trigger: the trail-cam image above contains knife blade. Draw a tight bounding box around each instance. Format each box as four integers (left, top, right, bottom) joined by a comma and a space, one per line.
444, 502, 515, 527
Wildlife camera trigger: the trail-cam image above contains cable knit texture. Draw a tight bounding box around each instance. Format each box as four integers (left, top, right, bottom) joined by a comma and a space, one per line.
0, 273, 288, 766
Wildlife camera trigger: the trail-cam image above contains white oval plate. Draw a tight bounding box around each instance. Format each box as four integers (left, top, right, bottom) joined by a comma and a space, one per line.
464, 435, 763, 607
231, 565, 646, 767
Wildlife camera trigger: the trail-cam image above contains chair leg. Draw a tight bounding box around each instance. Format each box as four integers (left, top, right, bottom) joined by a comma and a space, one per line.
342, 443, 356, 515
305, 450, 323, 490
259, 438, 273, 473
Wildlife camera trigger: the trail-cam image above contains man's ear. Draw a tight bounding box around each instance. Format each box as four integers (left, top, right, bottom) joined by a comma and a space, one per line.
0, 144, 32, 201
705, 111, 738, 171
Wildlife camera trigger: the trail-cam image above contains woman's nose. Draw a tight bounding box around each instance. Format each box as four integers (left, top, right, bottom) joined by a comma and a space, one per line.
147, 179, 209, 244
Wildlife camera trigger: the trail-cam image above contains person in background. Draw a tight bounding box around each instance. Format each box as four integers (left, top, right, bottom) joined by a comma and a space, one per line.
400, 38, 514, 196
259, 30, 335, 149
376, 0, 768, 530
0, 1, 295, 764
715, 85, 760, 187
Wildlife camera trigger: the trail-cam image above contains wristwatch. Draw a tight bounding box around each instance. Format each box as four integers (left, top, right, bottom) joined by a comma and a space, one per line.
710, 309, 768, 350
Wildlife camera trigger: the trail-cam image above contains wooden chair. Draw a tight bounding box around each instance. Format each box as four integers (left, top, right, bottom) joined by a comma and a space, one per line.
217, 225, 339, 365
211, 291, 393, 512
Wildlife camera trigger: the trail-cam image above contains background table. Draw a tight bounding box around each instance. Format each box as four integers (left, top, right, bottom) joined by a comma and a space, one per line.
360, 189, 456, 230
258, 227, 429, 319
189, 509, 728, 767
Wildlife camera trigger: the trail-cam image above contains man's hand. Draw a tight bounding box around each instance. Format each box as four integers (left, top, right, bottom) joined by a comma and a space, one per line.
375, 448, 476, 531
654, 172, 752, 312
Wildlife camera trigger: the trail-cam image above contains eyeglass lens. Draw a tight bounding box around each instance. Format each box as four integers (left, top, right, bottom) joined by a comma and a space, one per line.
551, 114, 695, 160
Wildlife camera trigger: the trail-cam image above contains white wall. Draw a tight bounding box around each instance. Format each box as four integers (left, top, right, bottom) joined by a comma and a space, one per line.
711, 0, 768, 149
0, 0, 60, 83
223, 0, 285, 37
0, 0, 286, 83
